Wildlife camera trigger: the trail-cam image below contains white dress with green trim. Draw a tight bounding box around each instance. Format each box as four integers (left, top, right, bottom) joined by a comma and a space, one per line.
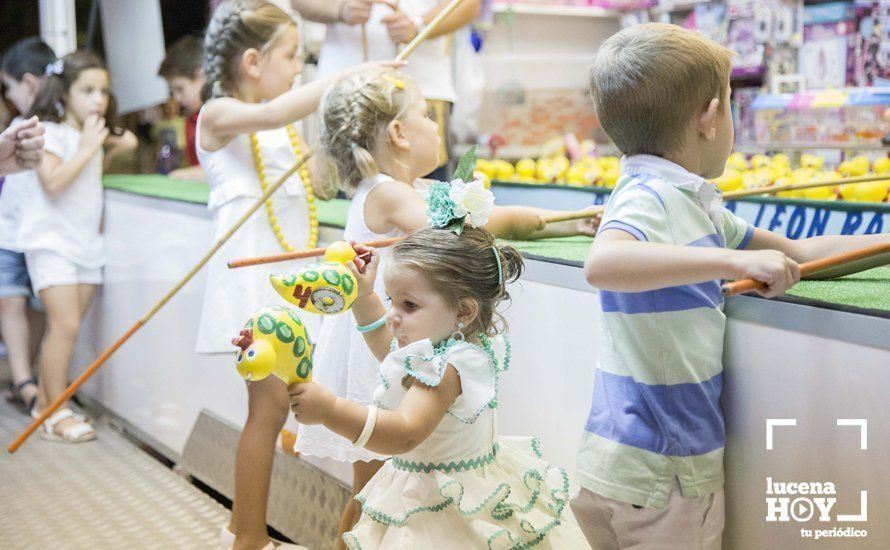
343, 335, 588, 549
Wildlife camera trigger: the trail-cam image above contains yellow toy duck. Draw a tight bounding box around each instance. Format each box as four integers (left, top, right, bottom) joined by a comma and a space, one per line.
269, 241, 360, 315
234, 305, 313, 384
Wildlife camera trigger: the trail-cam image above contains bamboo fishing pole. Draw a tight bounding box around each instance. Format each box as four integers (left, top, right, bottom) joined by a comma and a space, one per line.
725, 174, 890, 200
7, 2, 465, 453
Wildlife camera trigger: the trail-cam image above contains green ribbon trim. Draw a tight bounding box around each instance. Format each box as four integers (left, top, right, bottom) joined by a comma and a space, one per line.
392, 443, 500, 474
346, 450, 574, 549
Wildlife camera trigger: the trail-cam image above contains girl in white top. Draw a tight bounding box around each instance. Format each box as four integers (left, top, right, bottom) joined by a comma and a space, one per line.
197, 3, 398, 549
306, 69, 598, 545
22, 50, 136, 444
289, 228, 588, 549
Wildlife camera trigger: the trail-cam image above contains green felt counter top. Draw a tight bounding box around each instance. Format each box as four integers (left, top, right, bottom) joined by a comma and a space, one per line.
103, 174, 889, 316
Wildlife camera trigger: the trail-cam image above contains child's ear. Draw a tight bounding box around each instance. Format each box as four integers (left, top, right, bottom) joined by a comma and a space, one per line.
697, 97, 720, 142
387, 119, 410, 152
241, 48, 262, 79
22, 73, 40, 94
456, 298, 479, 329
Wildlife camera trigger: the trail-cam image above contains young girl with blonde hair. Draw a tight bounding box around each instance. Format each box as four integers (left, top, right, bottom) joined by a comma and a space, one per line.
197, 2, 399, 549
299, 69, 598, 546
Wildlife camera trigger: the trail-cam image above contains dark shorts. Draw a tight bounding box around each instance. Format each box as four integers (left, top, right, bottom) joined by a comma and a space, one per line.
0, 248, 31, 298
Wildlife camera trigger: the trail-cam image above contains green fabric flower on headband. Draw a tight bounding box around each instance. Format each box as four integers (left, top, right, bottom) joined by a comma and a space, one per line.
424, 146, 494, 235
426, 183, 457, 228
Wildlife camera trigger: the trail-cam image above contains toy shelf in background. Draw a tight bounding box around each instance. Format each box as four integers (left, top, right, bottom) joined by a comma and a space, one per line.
470, 1, 890, 160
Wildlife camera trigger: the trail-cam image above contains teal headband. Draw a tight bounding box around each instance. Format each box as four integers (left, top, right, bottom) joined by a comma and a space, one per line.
492, 246, 503, 287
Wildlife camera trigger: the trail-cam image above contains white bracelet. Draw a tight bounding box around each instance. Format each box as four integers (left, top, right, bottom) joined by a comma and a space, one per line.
353, 406, 378, 448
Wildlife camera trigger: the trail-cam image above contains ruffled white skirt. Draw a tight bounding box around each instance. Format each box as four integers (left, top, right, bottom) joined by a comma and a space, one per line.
343, 436, 588, 549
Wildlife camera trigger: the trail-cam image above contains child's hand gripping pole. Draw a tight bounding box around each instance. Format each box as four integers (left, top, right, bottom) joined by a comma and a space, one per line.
721, 242, 890, 296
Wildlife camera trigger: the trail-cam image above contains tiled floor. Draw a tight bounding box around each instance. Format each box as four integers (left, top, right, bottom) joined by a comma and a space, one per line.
0, 388, 229, 549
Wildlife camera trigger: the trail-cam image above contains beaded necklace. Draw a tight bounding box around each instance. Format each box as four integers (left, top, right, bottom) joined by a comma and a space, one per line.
249, 125, 318, 251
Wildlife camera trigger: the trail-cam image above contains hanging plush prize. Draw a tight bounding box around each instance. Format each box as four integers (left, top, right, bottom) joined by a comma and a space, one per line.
269, 241, 360, 315
234, 306, 313, 384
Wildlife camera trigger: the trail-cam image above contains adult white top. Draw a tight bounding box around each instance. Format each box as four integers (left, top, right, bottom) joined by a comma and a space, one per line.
17, 121, 105, 267
0, 117, 27, 251
316, 0, 457, 103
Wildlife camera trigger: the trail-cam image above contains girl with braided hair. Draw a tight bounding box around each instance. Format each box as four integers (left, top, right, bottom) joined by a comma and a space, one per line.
196, 2, 399, 549
299, 69, 599, 547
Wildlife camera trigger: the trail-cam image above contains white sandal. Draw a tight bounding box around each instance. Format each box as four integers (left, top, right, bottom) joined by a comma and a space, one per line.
219, 525, 308, 550
31, 405, 90, 424
39, 408, 96, 443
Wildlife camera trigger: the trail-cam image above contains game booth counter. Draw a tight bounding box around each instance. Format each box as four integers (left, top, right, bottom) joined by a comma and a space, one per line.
71, 174, 890, 549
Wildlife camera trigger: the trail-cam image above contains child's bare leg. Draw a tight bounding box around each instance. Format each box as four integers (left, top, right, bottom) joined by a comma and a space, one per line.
35, 285, 82, 434
229, 376, 290, 550
337, 459, 384, 549
0, 296, 37, 404
76, 284, 96, 318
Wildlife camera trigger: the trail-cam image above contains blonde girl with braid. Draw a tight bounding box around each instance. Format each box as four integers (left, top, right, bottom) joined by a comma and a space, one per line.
296, 69, 599, 547
196, 2, 400, 549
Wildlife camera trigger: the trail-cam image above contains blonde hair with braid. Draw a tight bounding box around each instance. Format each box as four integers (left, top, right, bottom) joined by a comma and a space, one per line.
202, 0, 294, 101
318, 70, 416, 193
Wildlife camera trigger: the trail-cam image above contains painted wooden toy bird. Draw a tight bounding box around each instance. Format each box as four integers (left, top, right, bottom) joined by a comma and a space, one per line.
269, 241, 360, 315
234, 305, 313, 384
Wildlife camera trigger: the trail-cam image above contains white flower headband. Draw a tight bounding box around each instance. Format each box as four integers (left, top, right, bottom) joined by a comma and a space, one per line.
44, 59, 63, 76
423, 146, 494, 235
422, 146, 503, 286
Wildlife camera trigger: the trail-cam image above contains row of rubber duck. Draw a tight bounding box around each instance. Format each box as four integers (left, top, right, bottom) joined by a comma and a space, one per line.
714, 153, 890, 202
475, 152, 890, 203
475, 156, 622, 188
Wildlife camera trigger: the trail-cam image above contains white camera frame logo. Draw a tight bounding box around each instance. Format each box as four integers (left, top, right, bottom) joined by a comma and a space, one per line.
764, 418, 867, 523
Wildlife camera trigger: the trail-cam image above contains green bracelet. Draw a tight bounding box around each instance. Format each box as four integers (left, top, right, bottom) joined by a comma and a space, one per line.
357, 314, 387, 333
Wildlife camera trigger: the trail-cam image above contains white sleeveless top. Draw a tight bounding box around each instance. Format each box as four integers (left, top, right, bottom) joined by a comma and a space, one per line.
195, 108, 305, 210
295, 173, 408, 462
193, 111, 316, 353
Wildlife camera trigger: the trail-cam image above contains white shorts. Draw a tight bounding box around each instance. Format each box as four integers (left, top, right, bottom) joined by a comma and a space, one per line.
24, 250, 102, 293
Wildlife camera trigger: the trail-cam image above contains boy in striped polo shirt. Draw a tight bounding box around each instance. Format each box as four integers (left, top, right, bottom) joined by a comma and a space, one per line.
570, 24, 890, 549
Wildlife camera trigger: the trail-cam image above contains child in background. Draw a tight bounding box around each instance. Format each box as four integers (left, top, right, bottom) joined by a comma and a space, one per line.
20, 50, 136, 443
157, 34, 206, 181
572, 23, 889, 549
196, 2, 398, 548
0, 37, 55, 414
302, 68, 599, 546
289, 227, 589, 549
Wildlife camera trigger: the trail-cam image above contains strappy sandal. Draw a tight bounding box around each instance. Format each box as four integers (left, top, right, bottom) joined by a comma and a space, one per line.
6, 378, 38, 413
38, 408, 96, 443
219, 526, 308, 550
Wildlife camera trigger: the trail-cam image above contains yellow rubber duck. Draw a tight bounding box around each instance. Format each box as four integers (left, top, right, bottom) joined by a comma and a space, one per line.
234, 305, 313, 384
270, 241, 360, 315
515, 158, 537, 182
800, 153, 824, 170
713, 168, 743, 192
726, 152, 748, 172
491, 159, 515, 181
